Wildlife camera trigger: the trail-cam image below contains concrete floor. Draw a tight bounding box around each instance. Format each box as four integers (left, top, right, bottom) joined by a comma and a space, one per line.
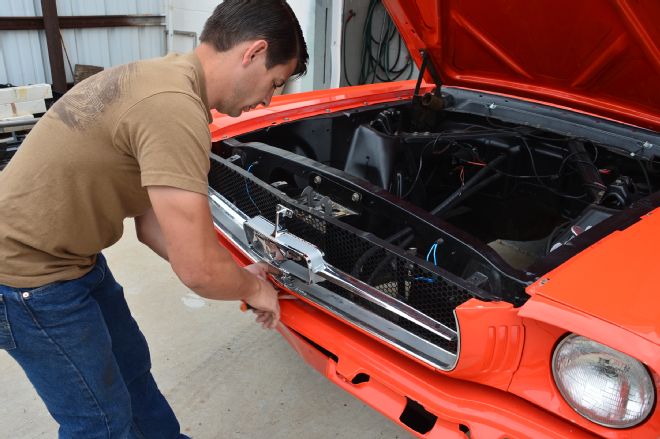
0, 221, 411, 439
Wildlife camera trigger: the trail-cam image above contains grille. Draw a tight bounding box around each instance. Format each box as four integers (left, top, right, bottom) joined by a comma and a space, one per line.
209, 157, 474, 353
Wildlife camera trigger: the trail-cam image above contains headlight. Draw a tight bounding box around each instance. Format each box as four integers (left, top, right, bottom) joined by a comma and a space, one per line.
552, 334, 655, 428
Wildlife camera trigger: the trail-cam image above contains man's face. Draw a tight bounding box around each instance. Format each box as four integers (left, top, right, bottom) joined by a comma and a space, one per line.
225, 54, 297, 118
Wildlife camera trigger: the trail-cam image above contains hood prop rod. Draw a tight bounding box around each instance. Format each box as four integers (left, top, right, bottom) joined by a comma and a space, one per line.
414, 50, 443, 98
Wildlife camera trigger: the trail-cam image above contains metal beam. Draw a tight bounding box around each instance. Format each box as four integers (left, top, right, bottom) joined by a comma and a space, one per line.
41, 0, 67, 95
0, 118, 40, 133
0, 17, 43, 31
0, 15, 165, 31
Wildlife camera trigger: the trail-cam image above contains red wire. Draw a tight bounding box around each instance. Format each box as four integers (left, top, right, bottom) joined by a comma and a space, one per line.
465, 160, 486, 167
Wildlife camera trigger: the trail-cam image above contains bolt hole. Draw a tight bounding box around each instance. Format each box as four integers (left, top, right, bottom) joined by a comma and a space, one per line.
351, 373, 370, 385
459, 424, 471, 437
399, 398, 437, 434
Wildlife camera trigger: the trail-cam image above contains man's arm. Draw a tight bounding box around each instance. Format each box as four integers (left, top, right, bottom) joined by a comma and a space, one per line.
135, 208, 169, 260
144, 186, 280, 326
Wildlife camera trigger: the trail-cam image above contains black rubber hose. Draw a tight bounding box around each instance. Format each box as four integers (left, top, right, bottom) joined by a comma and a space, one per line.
431, 154, 507, 216
567, 139, 605, 201
434, 173, 504, 218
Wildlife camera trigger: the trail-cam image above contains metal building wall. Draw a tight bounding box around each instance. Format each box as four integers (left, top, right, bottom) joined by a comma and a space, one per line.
165, 0, 343, 93
0, 0, 165, 86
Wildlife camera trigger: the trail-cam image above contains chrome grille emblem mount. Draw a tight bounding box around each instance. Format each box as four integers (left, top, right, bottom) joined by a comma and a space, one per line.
244, 213, 326, 285
274, 204, 293, 238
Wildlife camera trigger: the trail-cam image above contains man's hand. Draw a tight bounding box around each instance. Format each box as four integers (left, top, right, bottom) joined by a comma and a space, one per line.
244, 262, 280, 280
243, 274, 280, 329
244, 263, 280, 329
242, 263, 283, 329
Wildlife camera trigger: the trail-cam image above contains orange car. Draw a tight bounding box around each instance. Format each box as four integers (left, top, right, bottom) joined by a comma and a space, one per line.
207, 1, 659, 437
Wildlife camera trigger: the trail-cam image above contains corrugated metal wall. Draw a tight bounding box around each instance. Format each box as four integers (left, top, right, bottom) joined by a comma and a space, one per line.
0, 0, 166, 86
165, 0, 340, 93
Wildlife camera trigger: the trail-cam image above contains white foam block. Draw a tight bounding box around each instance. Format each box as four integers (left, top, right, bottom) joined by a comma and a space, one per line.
0, 99, 47, 118
0, 84, 53, 105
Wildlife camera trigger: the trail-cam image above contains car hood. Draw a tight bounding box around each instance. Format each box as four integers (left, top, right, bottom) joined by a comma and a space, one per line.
520, 207, 660, 368
383, 0, 660, 131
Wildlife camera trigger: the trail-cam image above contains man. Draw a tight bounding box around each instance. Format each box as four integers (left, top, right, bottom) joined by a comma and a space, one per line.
0, 0, 308, 437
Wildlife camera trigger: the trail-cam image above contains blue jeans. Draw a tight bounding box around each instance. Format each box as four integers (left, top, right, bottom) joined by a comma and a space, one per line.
0, 254, 189, 439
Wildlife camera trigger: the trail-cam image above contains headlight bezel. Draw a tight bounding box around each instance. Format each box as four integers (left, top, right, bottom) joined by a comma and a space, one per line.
551, 333, 656, 429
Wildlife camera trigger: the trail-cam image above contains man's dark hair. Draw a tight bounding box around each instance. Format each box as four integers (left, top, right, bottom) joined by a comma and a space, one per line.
200, 0, 308, 77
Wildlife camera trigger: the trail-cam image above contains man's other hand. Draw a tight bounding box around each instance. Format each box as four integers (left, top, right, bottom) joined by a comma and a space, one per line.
244, 262, 280, 280
243, 267, 280, 329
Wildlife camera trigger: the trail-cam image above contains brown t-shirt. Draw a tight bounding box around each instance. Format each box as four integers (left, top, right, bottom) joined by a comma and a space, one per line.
0, 52, 212, 288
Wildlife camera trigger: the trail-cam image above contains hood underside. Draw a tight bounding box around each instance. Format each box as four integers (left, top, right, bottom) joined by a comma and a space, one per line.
384, 0, 660, 131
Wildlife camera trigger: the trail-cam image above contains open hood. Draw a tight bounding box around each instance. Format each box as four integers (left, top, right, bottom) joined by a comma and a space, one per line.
383, 0, 660, 131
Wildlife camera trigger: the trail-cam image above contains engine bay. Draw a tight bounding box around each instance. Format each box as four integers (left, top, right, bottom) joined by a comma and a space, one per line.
216, 92, 660, 302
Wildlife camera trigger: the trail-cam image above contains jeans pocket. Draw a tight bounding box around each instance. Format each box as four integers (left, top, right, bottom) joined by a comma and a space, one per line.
0, 294, 16, 350
25, 280, 65, 297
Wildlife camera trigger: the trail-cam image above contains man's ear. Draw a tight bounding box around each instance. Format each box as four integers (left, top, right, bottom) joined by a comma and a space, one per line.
242, 40, 269, 66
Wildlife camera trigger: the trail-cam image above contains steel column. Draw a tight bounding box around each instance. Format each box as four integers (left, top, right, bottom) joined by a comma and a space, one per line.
40, 0, 67, 95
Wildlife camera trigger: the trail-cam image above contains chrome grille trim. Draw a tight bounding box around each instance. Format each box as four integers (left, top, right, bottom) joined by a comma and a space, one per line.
209, 188, 459, 370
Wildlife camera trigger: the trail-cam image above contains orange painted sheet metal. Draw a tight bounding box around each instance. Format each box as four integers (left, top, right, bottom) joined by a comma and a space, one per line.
208, 81, 433, 142
523, 207, 660, 363
450, 299, 525, 391
276, 298, 598, 439
508, 319, 572, 422
508, 318, 660, 439
214, 228, 659, 437
383, 0, 660, 131
519, 294, 659, 374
